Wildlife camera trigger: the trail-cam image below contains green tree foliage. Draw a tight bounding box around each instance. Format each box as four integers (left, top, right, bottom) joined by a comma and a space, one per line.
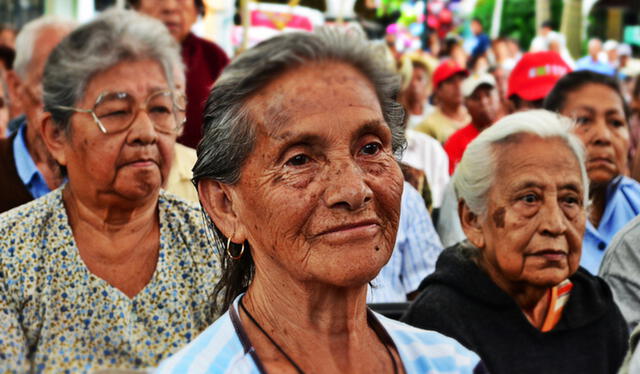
472, 0, 563, 50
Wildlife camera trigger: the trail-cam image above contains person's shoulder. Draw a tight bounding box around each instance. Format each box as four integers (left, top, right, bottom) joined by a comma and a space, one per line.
159, 190, 202, 221
155, 312, 247, 373
600, 212, 640, 274
376, 313, 480, 372
187, 32, 229, 62
0, 188, 63, 237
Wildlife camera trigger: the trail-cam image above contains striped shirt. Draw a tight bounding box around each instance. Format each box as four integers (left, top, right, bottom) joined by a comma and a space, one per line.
368, 182, 444, 303
155, 294, 480, 373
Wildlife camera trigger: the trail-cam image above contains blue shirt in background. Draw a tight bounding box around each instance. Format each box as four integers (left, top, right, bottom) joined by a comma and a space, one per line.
12, 121, 51, 199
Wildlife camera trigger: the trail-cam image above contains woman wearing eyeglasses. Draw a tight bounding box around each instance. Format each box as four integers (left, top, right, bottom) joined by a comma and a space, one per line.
0, 9, 220, 373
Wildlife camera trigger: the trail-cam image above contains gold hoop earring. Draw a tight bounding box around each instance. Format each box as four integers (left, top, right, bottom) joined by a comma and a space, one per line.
226, 237, 245, 260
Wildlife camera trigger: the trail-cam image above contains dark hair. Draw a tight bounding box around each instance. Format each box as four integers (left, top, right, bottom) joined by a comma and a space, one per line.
0, 45, 15, 70
543, 70, 630, 120
127, 0, 204, 14
509, 94, 544, 111
541, 20, 553, 29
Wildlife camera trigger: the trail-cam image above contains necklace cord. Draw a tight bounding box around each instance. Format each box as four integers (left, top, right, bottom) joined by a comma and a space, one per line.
240, 296, 306, 374
239, 295, 399, 374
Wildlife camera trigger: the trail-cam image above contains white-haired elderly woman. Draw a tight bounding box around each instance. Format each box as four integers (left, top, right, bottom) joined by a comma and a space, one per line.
403, 110, 628, 374
0, 9, 219, 372
155, 29, 481, 373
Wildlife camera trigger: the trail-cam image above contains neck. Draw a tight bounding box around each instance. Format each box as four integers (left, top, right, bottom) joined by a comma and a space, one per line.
439, 102, 463, 119
478, 255, 550, 328
24, 122, 63, 190
589, 182, 608, 228
406, 97, 424, 116
241, 268, 393, 373
245, 269, 369, 336
63, 184, 158, 256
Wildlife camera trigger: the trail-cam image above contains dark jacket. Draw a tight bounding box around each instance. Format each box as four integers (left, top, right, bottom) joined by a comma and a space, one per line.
0, 132, 33, 213
402, 243, 629, 374
178, 32, 229, 149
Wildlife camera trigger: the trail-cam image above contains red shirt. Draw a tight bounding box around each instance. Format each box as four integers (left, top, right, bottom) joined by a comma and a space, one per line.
443, 123, 480, 175
178, 33, 230, 149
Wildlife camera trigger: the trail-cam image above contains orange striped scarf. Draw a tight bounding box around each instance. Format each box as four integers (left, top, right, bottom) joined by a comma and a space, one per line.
541, 279, 573, 332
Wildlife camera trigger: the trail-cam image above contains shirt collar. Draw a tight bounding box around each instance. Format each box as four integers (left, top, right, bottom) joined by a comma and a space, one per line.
13, 122, 45, 188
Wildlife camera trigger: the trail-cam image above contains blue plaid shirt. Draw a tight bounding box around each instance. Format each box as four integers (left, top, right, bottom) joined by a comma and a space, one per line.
155, 294, 480, 374
368, 182, 443, 302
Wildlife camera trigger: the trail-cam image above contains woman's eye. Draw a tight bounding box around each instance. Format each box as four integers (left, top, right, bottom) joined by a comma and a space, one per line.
360, 142, 381, 155
562, 195, 581, 206
99, 109, 130, 118
610, 119, 626, 128
286, 154, 310, 167
150, 105, 171, 114
574, 116, 590, 125
519, 194, 538, 204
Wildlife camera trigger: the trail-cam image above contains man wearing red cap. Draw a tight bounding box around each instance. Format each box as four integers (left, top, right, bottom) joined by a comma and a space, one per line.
444, 73, 500, 175
415, 60, 470, 143
506, 51, 571, 112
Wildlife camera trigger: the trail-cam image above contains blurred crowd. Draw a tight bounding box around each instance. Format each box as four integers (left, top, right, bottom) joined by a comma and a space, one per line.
1, 2, 640, 373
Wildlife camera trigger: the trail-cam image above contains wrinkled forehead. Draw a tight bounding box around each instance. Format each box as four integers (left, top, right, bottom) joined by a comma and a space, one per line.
246, 62, 381, 136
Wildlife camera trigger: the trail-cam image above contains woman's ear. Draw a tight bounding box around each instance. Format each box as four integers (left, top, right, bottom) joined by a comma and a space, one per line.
198, 179, 247, 244
40, 113, 68, 166
459, 199, 485, 249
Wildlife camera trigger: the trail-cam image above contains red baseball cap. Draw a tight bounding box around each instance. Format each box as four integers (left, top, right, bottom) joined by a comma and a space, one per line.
433, 59, 468, 88
507, 51, 571, 101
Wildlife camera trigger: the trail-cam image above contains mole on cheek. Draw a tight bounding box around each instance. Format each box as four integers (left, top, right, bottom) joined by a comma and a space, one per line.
374, 246, 380, 251
492, 207, 506, 228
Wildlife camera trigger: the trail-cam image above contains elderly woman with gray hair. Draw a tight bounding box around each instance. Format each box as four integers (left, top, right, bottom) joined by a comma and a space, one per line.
155, 28, 480, 373
0, 9, 219, 372
403, 110, 628, 374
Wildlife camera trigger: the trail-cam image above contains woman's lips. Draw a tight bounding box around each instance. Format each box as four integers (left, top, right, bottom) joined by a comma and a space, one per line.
122, 159, 157, 168
530, 250, 567, 261
315, 220, 380, 241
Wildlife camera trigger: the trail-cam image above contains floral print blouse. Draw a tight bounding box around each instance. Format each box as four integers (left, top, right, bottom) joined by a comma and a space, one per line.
0, 188, 221, 373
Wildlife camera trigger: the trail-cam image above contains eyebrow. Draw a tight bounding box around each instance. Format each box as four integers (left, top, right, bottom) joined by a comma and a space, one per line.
272, 118, 388, 163
512, 180, 582, 193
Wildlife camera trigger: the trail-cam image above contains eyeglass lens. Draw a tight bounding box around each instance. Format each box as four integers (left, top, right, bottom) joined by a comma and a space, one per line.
93, 91, 185, 133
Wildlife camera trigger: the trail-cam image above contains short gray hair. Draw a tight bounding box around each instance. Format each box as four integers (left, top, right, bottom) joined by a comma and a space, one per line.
193, 27, 405, 186
43, 8, 183, 132
453, 109, 589, 216
194, 27, 406, 312
13, 15, 76, 80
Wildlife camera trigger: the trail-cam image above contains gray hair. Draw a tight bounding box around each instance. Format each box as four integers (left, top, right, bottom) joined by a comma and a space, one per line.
193, 27, 405, 186
13, 16, 76, 80
43, 8, 183, 132
453, 109, 589, 216
194, 27, 406, 312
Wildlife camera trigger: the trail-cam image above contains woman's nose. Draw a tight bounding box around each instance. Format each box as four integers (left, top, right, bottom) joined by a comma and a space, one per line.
127, 109, 159, 145
322, 159, 373, 211
539, 199, 567, 237
590, 118, 613, 145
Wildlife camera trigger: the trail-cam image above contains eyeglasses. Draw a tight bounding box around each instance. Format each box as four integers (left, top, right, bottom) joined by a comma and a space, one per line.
54, 90, 187, 134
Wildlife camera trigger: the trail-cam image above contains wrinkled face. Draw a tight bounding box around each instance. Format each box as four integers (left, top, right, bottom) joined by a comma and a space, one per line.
437, 73, 465, 107
60, 60, 176, 202
562, 83, 629, 186
0, 78, 8, 137
465, 84, 499, 129
136, 0, 198, 42
472, 135, 586, 290
231, 62, 404, 287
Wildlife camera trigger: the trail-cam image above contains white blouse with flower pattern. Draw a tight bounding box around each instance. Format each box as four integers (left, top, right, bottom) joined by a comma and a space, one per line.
0, 187, 221, 373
